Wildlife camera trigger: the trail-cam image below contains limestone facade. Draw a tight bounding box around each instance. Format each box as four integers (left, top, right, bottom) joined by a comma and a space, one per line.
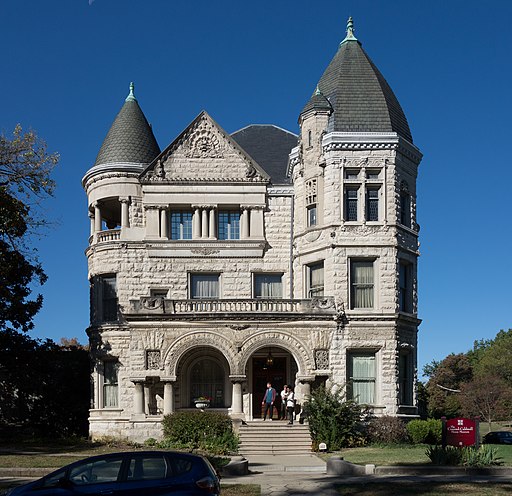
83, 21, 423, 442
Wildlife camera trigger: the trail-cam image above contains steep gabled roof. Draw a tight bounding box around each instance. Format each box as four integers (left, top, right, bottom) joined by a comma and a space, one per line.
231, 125, 298, 185
94, 83, 160, 167
305, 18, 413, 142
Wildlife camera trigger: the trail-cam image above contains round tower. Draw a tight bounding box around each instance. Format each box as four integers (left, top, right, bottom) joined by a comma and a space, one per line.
82, 83, 160, 243
291, 18, 423, 416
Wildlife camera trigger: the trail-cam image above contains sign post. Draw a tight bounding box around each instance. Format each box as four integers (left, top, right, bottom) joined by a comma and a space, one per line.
441, 417, 479, 448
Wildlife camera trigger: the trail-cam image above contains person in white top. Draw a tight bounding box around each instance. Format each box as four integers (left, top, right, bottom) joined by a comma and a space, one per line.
279, 384, 288, 420
285, 385, 295, 425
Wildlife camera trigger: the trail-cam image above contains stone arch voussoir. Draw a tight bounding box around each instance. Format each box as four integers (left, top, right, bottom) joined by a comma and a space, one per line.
237, 331, 313, 376
163, 331, 237, 377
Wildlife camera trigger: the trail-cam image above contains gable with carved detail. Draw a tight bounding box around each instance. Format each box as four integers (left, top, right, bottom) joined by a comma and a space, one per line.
141, 112, 269, 183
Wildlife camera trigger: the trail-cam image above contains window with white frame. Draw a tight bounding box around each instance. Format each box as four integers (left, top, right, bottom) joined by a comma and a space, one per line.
218, 210, 240, 240
305, 179, 318, 227
190, 273, 220, 299
102, 360, 119, 408
253, 273, 283, 298
350, 260, 374, 309
170, 210, 192, 239
307, 262, 324, 297
365, 187, 380, 221
399, 261, 413, 313
348, 352, 376, 404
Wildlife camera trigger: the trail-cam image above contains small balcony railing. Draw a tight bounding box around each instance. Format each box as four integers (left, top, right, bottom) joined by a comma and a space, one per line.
126, 297, 338, 321
94, 229, 121, 243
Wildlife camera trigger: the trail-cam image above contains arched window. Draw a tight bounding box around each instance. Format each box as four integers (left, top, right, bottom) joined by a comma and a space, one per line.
190, 358, 225, 407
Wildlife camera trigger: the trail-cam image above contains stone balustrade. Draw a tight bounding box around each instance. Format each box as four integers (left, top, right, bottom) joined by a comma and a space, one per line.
96, 229, 121, 243
126, 297, 339, 320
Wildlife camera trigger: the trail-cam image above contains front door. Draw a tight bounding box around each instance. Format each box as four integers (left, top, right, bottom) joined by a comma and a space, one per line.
252, 357, 286, 419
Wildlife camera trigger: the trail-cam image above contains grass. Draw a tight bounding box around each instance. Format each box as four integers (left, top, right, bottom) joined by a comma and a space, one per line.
319, 444, 512, 467
222, 484, 260, 496
336, 481, 512, 495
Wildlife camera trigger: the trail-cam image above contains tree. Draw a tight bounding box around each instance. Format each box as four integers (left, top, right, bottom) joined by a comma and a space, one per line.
473, 329, 512, 382
425, 353, 473, 418
460, 374, 512, 431
0, 125, 58, 333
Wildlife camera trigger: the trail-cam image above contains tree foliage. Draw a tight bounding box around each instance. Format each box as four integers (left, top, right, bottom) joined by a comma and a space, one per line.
0, 125, 57, 334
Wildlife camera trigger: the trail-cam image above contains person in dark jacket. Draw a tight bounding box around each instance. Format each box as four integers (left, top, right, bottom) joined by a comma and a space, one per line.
261, 382, 277, 420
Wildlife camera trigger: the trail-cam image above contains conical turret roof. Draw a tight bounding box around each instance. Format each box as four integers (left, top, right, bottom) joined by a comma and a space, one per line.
309, 18, 413, 142
94, 83, 160, 167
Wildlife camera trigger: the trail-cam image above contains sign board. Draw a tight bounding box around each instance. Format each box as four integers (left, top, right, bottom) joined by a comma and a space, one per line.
445, 418, 477, 447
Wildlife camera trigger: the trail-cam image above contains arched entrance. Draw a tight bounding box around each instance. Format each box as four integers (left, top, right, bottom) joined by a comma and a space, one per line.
176, 347, 231, 409
247, 346, 298, 420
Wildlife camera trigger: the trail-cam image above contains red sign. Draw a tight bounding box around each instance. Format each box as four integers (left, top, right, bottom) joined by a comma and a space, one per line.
445, 418, 477, 447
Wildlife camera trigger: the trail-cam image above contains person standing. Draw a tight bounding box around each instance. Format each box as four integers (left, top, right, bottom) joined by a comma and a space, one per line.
279, 384, 288, 420
261, 382, 277, 420
286, 385, 295, 425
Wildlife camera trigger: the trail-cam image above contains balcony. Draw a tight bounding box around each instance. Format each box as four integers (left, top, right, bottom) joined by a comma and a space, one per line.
89, 229, 121, 244
125, 297, 339, 321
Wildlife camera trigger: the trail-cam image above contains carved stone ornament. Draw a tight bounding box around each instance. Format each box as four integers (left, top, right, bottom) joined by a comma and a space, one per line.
340, 224, 389, 237
146, 350, 161, 370
191, 248, 221, 256
305, 230, 322, 243
314, 349, 330, 370
311, 297, 335, 310
184, 123, 223, 158
343, 157, 384, 168
140, 296, 164, 310
227, 324, 250, 331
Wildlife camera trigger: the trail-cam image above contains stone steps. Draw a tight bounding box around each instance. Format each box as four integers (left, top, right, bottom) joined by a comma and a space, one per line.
238, 422, 312, 455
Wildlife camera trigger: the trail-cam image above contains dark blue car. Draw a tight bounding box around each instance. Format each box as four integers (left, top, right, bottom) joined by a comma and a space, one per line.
3, 451, 220, 495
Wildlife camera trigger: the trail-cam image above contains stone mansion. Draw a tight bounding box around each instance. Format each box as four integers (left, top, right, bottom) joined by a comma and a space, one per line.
83, 18, 423, 441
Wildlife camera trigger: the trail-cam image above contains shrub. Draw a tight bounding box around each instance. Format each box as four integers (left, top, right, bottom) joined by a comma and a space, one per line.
161, 411, 238, 455
365, 416, 409, 445
426, 444, 503, 467
304, 384, 365, 451
407, 419, 442, 444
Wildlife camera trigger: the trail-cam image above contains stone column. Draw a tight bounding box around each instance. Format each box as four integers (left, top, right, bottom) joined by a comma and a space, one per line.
192, 206, 201, 239
163, 381, 175, 415
160, 208, 168, 239
144, 384, 151, 414
89, 212, 95, 237
120, 197, 130, 228
133, 380, 145, 415
201, 208, 209, 238
209, 207, 217, 239
250, 206, 264, 238
241, 208, 250, 239
94, 202, 102, 233
229, 375, 246, 419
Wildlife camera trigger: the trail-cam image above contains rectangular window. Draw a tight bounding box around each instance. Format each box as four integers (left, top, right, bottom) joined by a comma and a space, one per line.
366, 170, 380, 180
218, 211, 240, 240
92, 275, 118, 323
190, 273, 220, 299
348, 352, 376, 404
171, 211, 192, 240
399, 262, 412, 313
308, 262, 324, 297
399, 353, 413, 405
345, 169, 359, 180
400, 192, 411, 227
350, 260, 374, 309
366, 188, 379, 221
345, 187, 358, 221
254, 273, 283, 298
306, 179, 318, 227
103, 360, 119, 408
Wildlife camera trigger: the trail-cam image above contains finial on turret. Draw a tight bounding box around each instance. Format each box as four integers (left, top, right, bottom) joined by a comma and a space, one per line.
125, 82, 136, 102
340, 16, 358, 45
314, 85, 322, 96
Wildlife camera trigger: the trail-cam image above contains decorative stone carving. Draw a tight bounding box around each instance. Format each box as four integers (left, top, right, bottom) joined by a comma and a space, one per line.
227, 324, 250, 331
314, 349, 329, 370
184, 123, 223, 158
141, 297, 164, 310
146, 350, 161, 370
311, 297, 335, 310
305, 230, 322, 243
190, 248, 221, 256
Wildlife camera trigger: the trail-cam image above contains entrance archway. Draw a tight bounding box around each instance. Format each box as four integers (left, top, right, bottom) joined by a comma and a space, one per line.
176, 347, 231, 409
247, 346, 298, 420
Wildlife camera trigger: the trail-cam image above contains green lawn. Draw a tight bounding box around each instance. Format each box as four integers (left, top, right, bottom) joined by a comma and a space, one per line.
336, 481, 512, 495
322, 444, 512, 466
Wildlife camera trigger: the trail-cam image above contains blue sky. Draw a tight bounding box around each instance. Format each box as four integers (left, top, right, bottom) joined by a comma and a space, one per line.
2, 0, 511, 378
